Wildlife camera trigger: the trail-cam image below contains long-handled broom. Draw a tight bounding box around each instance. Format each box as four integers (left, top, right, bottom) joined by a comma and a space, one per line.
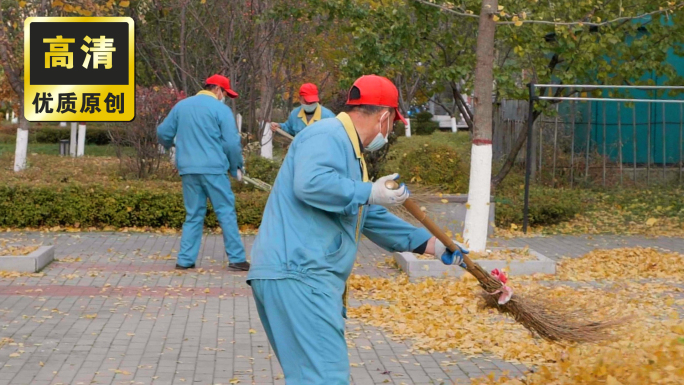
385, 179, 632, 344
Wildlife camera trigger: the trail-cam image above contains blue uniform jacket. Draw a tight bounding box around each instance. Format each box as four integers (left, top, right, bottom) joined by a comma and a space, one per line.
247, 112, 431, 311
157, 91, 243, 177
280, 104, 336, 136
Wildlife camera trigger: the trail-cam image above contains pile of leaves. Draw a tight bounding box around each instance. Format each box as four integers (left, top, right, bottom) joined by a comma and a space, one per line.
348, 247, 684, 384
0, 238, 41, 256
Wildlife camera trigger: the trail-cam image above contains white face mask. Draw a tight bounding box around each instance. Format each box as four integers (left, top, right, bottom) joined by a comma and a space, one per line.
365, 111, 390, 152
302, 103, 318, 113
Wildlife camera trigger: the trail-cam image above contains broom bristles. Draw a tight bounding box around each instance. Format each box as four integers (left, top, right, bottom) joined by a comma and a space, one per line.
392, 183, 634, 343
469, 263, 633, 343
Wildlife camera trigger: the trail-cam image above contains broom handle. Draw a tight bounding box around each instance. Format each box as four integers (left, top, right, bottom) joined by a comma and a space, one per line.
276, 128, 294, 141
385, 180, 485, 279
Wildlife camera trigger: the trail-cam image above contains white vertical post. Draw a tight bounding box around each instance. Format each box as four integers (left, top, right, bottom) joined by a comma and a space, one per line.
451, 116, 457, 133
69, 122, 77, 157
463, 144, 493, 251
13, 128, 29, 172
236, 113, 243, 133
59, 122, 67, 127
4, 112, 8, 121
260, 121, 273, 159
11, 110, 17, 124
405, 118, 412, 138
77, 122, 86, 157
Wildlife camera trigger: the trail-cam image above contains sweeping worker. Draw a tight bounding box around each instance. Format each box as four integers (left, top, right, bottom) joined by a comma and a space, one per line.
247, 75, 468, 384
157, 74, 250, 272
270, 83, 335, 136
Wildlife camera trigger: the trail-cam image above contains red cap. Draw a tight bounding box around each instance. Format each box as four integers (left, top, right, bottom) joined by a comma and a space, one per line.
345, 75, 406, 124
299, 83, 319, 104
205, 74, 238, 99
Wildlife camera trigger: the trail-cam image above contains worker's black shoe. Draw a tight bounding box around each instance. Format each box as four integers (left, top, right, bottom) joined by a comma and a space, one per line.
175, 263, 195, 270
228, 261, 250, 271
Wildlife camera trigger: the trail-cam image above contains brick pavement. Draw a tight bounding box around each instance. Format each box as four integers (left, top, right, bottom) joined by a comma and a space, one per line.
0, 232, 681, 384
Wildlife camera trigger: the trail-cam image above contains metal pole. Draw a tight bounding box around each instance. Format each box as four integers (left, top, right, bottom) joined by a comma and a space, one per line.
633, 107, 637, 184
586, 101, 592, 182
602, 102, 607, 187
571, 101, 576, 188
617, 103, 623, 186
523, 84, 536, 234
535, 84, 684, 90
552, 105, 559, 187
538, 96, 684, 104
647, 103, 651, 186
539, 115, 543, 182
663, 103, 667, 182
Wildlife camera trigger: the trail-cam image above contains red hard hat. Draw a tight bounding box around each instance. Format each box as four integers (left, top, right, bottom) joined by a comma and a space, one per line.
205, 74, 238, 99
299, 83, 320, 104
345, 75, 406, 124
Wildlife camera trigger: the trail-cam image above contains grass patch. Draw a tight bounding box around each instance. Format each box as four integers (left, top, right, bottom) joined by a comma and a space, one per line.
0, 143, 127, 157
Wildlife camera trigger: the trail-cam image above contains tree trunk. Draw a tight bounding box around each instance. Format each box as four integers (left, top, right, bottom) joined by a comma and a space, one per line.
462, 0, 497, 252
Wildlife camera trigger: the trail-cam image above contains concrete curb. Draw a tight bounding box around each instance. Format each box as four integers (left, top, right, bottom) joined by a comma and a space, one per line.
394, 247, 555, 279
0, 246, 55, 273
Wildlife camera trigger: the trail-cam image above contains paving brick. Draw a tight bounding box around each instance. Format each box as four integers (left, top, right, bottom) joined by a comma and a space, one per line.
29, 233, 683, 383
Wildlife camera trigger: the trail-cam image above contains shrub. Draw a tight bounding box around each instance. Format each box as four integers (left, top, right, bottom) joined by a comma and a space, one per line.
409, 111, 440, 136
393, 122, 406, 137
244, 153, 280, 185
494, 187, 584, 227
34, 126, 119, 145
412, 120, 439, 136
0, 185, 267, 229
383, 132, 470, 193
109, 87, 186, 179
414, 111, 434, 123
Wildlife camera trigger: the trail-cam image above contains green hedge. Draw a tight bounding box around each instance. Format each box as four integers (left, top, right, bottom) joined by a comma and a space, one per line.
35, 127, 118, 145
494, 187, 583, 227
412, 111, 439, 136
383, 133, 470, 193
0, 185, 267, 229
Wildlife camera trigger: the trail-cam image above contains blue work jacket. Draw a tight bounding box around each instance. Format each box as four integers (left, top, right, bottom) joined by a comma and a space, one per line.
247, 112, 431, 313
280, 104, 336, 136
157, 91, 243, 177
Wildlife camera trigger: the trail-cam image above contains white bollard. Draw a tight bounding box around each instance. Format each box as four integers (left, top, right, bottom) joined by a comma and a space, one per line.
69, 122, 77, 157
260, 121, 273, 160
11, 110, 17, 124
236, 113, 242, 133
59, 122, 67, 127
405, 118, 411, 138
77, 122, 86, 157
4, 112, 8, 121
451, 116, 457, 133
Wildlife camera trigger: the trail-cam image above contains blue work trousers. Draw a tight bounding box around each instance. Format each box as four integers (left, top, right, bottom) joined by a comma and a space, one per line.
178, 174, 246, 266
250, 278, 350, 384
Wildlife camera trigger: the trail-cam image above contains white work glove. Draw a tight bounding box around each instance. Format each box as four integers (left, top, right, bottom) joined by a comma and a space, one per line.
367, 173, 409, 207
434, 238, 469, 268
236, 168, 243, 182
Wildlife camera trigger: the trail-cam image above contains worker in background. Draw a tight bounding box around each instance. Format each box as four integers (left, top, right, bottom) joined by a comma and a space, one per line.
157, 74, 250, 272
248, 75, 468, 384
270, 83, 335, 136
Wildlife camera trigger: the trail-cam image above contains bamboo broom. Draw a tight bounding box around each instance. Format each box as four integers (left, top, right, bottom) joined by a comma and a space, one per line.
385, 179, 632, 344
